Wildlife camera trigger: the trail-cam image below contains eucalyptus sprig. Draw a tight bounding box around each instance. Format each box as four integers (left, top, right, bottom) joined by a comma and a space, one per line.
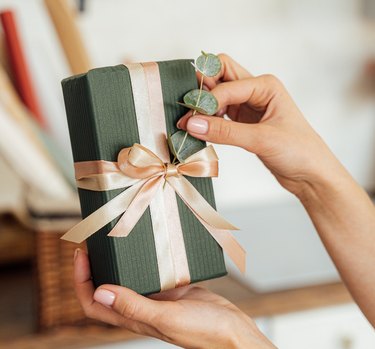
168, 51, 221, 164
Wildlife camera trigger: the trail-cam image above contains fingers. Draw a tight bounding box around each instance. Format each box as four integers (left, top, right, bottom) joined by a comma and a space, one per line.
213, 75, 284, 111
74, 249, 128, 327
94, 284, 165, 324
178, 74, 285, 130
197, 53, 253, 89
74, 248, 95, 309
179, 114, 267, 154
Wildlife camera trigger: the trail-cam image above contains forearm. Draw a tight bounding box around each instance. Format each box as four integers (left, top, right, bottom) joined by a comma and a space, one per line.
298, 162, 375, 326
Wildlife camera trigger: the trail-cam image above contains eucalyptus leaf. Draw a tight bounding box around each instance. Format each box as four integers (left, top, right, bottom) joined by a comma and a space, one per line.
176, 102, 210, 115
183, 89, 218, 115
196, 52, 221, 77
169, 130, 204, 162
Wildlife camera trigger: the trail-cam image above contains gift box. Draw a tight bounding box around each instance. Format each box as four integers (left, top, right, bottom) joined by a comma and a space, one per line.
61, 60, 244, 295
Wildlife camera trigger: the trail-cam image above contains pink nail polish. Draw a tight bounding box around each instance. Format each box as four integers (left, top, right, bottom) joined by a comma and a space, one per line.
94, 289, 116, 307
216, 108, 225, 116
187, 117, 208, 135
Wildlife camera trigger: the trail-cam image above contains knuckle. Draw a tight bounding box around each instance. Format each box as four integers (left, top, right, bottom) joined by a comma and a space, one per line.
246, 125, 270, 153
117, 299, 138, 320
215, 120, 233, 141
217, 52, 231, 62
82, 305, 95, 319
261, 74, 282, 88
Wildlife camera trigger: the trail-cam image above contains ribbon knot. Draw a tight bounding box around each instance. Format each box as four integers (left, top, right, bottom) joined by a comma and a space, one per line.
165, 163, 178, 178
61, 143, 246, 273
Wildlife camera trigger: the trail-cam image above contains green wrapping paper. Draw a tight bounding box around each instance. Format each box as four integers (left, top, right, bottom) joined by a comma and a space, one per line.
62, 60, 227, 295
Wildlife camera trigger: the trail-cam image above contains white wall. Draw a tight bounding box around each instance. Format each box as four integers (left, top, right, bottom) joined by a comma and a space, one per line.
1, 0, 374, 209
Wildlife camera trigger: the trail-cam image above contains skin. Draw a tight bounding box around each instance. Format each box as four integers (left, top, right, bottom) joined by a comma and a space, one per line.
74, 54, 375, 348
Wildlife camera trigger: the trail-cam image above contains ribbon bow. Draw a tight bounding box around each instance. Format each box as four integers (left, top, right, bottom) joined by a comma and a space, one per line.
62, 143, 245, 273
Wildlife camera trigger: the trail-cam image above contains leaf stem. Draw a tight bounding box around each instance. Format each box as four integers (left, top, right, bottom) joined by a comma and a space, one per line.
173, 55, 208, 164
195, 71, 205, 113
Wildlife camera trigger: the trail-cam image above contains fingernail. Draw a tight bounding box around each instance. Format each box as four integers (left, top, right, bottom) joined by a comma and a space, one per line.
187, 117, 208, 135
203, 84, 209, 91
216, 108, 225, 116
94, 289, 116, 307
176, 118, 182, 129
74, 248, 81, 261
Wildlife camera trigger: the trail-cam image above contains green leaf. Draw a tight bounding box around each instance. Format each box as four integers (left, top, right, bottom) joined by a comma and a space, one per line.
183, 89, 218, 115
168, 130, 204, 162
195, 52, 221, 77
177, 102, 211, 115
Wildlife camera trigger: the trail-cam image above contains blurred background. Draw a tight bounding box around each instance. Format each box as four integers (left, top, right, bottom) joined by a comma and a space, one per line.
0, 0, 374, 348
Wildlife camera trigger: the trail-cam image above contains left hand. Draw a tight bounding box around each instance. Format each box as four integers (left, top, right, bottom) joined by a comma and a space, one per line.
74, 248, 276, 349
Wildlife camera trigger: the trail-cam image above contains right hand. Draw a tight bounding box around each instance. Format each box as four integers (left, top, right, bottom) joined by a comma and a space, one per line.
177, 54, 346, 197
74, 249, 276, 349
178, 54, 375, 328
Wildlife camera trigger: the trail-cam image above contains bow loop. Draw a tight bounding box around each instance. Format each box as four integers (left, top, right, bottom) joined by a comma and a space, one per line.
177, 145, 219, 178
118, 144, 164, 179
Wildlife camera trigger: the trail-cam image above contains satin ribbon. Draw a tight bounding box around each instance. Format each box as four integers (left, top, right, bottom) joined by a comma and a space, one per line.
61, 143, 246, 273
127, 62, 186, 290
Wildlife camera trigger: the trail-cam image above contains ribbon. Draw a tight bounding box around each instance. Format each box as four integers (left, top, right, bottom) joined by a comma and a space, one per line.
128, 62, 184, 289
61, 143, 246, 273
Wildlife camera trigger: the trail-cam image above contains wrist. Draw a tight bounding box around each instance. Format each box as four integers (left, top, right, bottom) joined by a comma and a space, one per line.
296, 162, 356, 209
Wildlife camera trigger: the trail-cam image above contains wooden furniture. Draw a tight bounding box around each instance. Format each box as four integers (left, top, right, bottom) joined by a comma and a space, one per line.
0, 214, 34, 265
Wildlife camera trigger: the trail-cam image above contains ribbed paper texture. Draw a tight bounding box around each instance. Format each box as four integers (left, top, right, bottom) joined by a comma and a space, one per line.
62, 60, 226, 295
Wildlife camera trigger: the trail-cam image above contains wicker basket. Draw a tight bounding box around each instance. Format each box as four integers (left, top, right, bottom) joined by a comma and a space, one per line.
35, 230, 98, 330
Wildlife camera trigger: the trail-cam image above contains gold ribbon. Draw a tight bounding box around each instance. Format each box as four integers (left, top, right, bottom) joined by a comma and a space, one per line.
61, 143, 246, 273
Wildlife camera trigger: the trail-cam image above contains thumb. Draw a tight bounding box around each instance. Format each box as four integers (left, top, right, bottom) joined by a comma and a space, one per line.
182, 115, 264, 153
94, 285, 162, 323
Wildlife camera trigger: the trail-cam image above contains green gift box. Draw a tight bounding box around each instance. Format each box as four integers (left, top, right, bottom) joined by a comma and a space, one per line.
61, 60, 231, 295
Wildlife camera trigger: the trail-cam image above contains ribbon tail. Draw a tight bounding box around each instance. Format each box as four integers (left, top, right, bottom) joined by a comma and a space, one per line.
77, 173, 140, 191
167, 175, 246, 273
200, 220, 246, 274
108, 176, 164, 237
166, 176, 239, 231
61, 180, 146, 243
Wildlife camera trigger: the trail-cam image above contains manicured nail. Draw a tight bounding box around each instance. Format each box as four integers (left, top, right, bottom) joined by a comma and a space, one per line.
216, 108, 225, 116
94, 289, 116, 307
74, 248, 80, 261
187, 117, 208, 135
176, 118, 182, 129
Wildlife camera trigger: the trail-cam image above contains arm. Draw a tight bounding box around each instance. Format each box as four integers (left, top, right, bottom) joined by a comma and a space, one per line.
178, 53, 375, 325
297, 165, 375, 324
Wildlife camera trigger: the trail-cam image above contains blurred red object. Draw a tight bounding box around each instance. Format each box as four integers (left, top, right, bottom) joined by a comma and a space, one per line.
364, 59, 375, 77
0, 10, 46, 128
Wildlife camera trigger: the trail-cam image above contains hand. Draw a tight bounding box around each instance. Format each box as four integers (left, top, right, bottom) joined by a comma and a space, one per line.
177, 54, 375, 327
177, 54, 346, 197
74, 248, 276, 349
